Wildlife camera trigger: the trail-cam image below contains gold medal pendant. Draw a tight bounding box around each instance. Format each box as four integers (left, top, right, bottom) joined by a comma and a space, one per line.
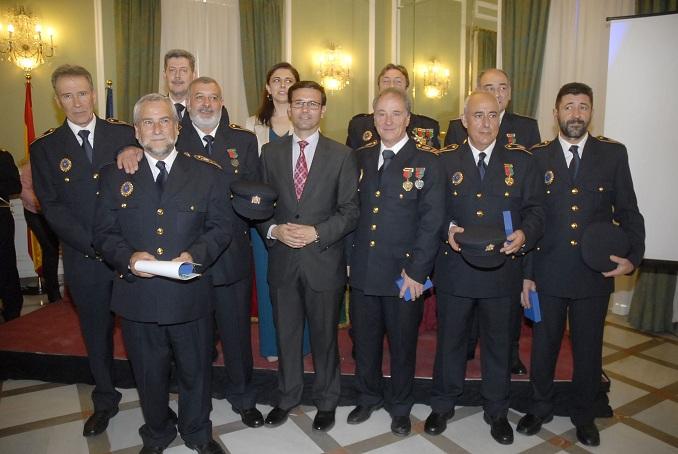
505, 177, 514, 186
231, 158, 239, 167
403, 180, 414, 191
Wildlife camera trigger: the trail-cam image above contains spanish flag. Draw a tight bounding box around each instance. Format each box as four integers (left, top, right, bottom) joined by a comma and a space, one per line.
25, 75, 42, 275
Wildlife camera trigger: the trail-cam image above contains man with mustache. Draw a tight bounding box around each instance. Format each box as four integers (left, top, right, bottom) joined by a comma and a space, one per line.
95, 93, 231, 453
163, 49, 196, 119
116, 77, 263, 428
517, 83, 645, 446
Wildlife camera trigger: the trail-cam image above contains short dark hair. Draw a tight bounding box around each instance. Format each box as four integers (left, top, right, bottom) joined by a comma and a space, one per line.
164, 49, 196, 72
372, 87, 412, 114
255, 62, 300, 126
188, 76, 222, 99
477, 68, 511, 87
288, 81, 327, 106
556, 82, 593, 108
51, 64, 93, 91
377, 63, 410, 88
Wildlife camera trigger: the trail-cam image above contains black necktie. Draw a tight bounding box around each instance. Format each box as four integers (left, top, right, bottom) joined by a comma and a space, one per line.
478, 151, 487, 181
156, 161, 168, 193
175, 103, 185, 118
381, 149, 395, 172
78, 130, 93, 163
203, 135, 215, 156
569, 145, 580, 180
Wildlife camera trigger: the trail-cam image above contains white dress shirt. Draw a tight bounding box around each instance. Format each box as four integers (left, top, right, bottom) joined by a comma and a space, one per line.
559, 132, 589, 166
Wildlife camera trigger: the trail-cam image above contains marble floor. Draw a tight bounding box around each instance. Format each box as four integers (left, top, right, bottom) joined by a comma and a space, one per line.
1, 294, 677, 454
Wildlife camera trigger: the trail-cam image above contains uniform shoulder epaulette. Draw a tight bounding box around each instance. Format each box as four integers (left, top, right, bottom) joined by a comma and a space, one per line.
183, 151, 192, 158
438, 143, 460, 153
596, 135, 620, 144
356, 140, 378, 151
505, 143, 532, 155
229, 123, 255, 135
416, 142, 439, 155
193, 153, 223, 170
105, 118, 131, 127
31, 128, 56, 145
531, 140, 551, 150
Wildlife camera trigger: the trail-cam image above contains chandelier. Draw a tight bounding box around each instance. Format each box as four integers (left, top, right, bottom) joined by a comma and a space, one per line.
420, 60, 450, 99
316, 44, 352, 93
0, 7, 55, 73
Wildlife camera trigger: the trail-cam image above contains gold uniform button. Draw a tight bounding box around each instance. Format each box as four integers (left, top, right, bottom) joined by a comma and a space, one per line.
571, 205, 579, 211
453, 191, 458, 196
504, 192, 510, 197
156, 227, 164, 235
405, 252, 411, 258
546, 189, 551, 194
375, 190, 381, 197
476, 193, 482, 198
93, 173, 99, 179
571, 188, 579, 195
95, 191, 100, 196
399, 194, 404, 199
234, 169, 239, 174
369, 240, 376, 247
570, 240, 578, 246
64, 177, 70, 182
598, 186, 604, 192
372, 207, 379, 214
156, 247, 164, 255
536, 247, 541, 251
157, 208, 164, 215
370, 224, 377, 231
570, 223, 578, 229
444, 251, 448, 255
121, 203, 127, 208
476, 210, 484, 217
190, 205, 195, 211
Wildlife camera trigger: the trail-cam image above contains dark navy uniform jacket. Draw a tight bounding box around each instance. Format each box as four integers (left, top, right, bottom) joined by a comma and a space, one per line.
444, 112, 541, 149
347, 113, 441, 149
434, 141, 544, 298
177, 108, 261, 286
349, 139, 445, 296
31, 117, 137, 284
94, 151, 232, 324
526, 135, 645, 298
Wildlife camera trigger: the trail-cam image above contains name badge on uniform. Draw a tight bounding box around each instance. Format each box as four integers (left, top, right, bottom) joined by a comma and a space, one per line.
414, 167, 425, 189
402, 168, 414, 191
504, 163, 514, 186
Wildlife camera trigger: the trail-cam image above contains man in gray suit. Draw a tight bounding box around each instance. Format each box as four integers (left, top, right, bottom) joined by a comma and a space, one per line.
258, 81, 359, 432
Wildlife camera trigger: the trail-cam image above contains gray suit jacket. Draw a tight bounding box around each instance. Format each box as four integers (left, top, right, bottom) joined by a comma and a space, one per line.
259, 133, 359, 291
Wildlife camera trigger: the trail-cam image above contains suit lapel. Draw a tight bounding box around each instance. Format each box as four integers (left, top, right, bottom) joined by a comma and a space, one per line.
277, 135, 297, 203
56, 120, 91, 172
575, 135, 596, 184
552, 139, 572, 185
460, 143, 481, 190
132, 156, 159, 203
161, 152, 191, 202
483, 142, 505, 189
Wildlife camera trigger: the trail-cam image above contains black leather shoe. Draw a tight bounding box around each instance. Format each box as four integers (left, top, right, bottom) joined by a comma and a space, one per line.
347, 404, 382, 424
511, 358, 528, 375
186, 439, 225, 454
576, 422, 600, 446
264, 407, 290, 427
83, 407, 118, 436
313, 410, 335, 431
483, 413, 514, 445
391, 415, 411, 437
424, 409, 455, 435
516, 413, 552, 435
139, 446, 164, 454
233, 406, 264, 428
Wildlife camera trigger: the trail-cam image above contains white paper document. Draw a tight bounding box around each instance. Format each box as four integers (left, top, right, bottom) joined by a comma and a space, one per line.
135, 260, 201, 280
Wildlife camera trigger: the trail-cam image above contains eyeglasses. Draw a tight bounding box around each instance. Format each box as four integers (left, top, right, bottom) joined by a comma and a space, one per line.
291, 100, 322, 110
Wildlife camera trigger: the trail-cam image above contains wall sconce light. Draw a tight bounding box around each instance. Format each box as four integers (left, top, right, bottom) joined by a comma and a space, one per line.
419, 60, 450, 99
316, 44, 351, 93
0, 6, 55, 73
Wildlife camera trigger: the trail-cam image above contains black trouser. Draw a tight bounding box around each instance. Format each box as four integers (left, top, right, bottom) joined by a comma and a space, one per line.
69, 279, 121, 412
24, 209, 61, 302
270, 274, 342, 412
122, 316, 214, 448
467, 294, 523, 363
213, 277, 257, 410
529, 294, 609, 426
431, 291, 512, 418
350, 288, 424, 417
0, 210, 22, 320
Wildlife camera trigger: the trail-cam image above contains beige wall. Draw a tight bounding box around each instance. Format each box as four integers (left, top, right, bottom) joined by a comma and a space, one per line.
0, 0, 116, 164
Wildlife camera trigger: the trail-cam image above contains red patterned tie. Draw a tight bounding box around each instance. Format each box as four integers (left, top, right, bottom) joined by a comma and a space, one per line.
294, 140, 309, 200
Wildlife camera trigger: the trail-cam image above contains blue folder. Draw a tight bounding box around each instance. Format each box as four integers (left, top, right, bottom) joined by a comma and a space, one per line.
395, 277, 433, 302
524, 290, 542, 323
